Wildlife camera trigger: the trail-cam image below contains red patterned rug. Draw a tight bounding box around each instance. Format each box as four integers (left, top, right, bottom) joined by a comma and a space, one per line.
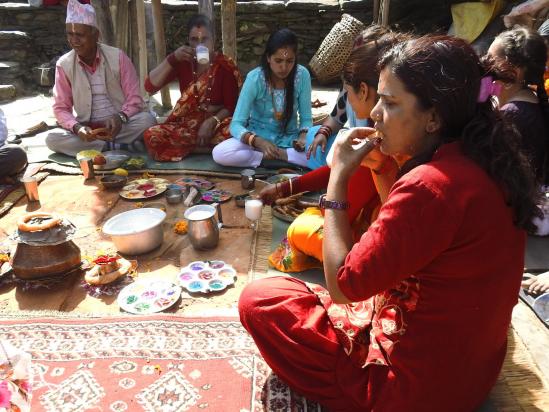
0, 314, 323, 412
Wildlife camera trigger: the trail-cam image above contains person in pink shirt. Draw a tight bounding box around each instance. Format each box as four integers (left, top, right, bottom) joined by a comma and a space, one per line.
46, 0, 155, 157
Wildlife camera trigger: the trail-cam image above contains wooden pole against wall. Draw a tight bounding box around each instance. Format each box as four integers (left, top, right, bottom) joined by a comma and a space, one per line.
91, 0, 114, 46
221, 0, 237, 63
151, 0, 172, 109
113, 0, 129, 52
135, 0, 148, 96
381, 0, 391, 27
198, 0, 214, 22
198, 0, 215, 44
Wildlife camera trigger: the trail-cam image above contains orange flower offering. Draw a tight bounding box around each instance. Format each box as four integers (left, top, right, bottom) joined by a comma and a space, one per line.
0, 253, 9, 264
173, 220, 188, 234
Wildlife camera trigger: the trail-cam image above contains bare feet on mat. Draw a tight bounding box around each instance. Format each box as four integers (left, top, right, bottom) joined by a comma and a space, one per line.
522, 272, 549, 295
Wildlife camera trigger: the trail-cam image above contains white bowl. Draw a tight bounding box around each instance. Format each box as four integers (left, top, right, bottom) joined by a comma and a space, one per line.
103, 208, 166, 255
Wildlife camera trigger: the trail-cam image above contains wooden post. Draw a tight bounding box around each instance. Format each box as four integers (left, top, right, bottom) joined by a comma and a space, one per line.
113, 0, 129, 53
151, 0, 172, 109
198, 0, 214, 22
198, 0, 215, 50
91, 0, 114, 46
373, 0, 380, 24
381, 0, 391, 27
135, 0, 148, 96
221, 0, 237, 63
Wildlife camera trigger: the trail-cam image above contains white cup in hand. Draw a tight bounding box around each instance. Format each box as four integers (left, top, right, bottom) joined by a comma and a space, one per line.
196, 44, 209, 65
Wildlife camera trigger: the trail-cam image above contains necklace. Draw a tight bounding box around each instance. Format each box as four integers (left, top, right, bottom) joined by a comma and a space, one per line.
192, 58, 214, 112
270, 84, 285, 122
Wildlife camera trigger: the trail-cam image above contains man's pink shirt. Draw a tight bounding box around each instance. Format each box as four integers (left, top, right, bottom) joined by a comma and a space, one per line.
53, 49, 144, 131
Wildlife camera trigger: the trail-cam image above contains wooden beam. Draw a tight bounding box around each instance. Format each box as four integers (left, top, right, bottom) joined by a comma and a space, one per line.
373, 0, 380, 24
221, 0, 237, 63
381, 0, 391, 27
135, 0, 148, 96
198, 0, 214, 22
91, 0, 114, 46
112, 0, 129, 53
151, 0, 172, 109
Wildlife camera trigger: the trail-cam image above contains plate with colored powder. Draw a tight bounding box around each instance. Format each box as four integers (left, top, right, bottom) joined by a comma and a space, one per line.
117, 279, 181, 314
178, 260, 237, 294
174, 177, 215, 191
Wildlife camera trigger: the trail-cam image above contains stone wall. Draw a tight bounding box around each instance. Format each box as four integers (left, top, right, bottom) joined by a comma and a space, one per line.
0, 0, 372, 96
161, 0, 372, 74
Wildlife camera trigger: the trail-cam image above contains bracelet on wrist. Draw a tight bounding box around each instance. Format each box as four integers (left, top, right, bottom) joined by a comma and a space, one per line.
73, 123, 82, 134
318, 194, 350, 210
248, 133, 256, 147
212, 115, 221, 128
166, 53, 178, 68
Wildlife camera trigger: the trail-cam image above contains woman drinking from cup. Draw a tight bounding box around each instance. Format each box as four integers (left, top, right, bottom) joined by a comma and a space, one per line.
239, 36, 539, 411
212, 29, 313, 168
143, 14, 242, 161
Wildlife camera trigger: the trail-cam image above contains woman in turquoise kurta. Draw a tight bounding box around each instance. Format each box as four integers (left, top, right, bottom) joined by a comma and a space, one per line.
212, 29, 313, 168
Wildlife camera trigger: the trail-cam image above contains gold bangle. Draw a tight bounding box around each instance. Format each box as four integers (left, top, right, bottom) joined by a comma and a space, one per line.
288, 178, 293, 195
249, 134, 256, 147
212, 115, 221, 127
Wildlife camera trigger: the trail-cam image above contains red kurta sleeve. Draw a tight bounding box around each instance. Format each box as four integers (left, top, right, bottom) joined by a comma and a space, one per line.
293, 165, 377, 223
337, 172, 459, 301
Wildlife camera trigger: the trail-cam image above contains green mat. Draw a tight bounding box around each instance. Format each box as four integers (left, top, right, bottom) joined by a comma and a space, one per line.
46, 152, 308, 176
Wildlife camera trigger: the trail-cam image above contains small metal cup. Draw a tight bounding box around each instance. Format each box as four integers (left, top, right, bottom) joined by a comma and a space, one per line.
240, 169, 256, 190
20, 176, 39, 202
79, 157, 95, 180
166, 188, 183, 204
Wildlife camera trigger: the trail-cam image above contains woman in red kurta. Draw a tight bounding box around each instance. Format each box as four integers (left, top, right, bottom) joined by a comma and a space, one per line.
239, 36, 540, 411
143, 14, 242, 161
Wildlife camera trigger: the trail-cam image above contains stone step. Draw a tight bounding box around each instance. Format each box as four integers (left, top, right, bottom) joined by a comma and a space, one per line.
0, 30, 30, 42
0, 61, 22, 81
0, 84, 17, 101
0, 47, 29, 62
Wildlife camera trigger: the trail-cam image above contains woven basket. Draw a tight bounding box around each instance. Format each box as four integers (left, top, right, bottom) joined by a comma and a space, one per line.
309, 14, 365, 84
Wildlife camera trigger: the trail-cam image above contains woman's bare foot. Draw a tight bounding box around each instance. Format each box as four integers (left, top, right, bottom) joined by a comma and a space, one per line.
522, 272, 549, 295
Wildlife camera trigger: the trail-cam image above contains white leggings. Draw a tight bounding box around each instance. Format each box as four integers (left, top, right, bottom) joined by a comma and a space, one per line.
212, 138, 307, 168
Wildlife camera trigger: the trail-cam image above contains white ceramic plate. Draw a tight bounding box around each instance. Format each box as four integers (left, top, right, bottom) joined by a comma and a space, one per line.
118, 279, 181, 314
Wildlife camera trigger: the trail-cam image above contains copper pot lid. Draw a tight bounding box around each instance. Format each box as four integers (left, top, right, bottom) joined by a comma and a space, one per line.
11, 219, 77, 246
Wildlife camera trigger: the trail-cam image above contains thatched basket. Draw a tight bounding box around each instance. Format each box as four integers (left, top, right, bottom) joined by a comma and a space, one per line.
309, 14, 365, 84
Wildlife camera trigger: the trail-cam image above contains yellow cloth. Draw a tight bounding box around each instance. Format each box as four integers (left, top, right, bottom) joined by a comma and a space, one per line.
451, 0, 503, 43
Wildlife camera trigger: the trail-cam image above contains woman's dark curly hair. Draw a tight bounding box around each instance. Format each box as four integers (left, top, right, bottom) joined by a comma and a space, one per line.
380, 35, 540, 231
260, 28, 298, 133
343, 29, 414, 93
493, 27, 549, 127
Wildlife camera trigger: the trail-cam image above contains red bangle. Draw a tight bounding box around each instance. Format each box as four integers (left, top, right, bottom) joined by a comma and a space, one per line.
278, 180, 292, 197
167, 53, 178, 68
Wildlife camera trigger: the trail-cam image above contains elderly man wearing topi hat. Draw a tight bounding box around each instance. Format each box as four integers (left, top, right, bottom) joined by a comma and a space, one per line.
46, 0, 156, 157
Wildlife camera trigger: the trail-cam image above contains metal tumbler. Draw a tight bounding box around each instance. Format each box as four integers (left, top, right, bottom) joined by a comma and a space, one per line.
79, 158, 95, 180
20, 176, 39, 202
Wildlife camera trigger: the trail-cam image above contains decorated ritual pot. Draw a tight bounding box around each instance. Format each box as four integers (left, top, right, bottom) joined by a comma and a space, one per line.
10, 212, 81, 279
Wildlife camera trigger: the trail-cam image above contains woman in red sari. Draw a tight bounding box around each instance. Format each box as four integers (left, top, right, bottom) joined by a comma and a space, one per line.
144, 14, 242, 161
